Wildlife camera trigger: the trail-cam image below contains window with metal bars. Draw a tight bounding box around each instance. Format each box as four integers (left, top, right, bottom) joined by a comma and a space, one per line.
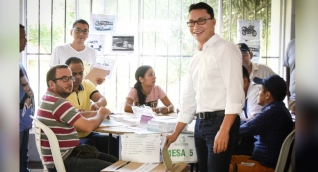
22, 0, 275, 112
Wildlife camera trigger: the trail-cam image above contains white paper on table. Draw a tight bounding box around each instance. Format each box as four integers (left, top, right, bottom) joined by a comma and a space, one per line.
121, 134, 161, 163
100, 118, 123, 127
131, 163, 160, 172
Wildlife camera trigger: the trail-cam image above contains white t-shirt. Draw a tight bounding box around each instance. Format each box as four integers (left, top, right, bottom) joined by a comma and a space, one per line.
240, 84, 261, 119
50, 43, 97, 69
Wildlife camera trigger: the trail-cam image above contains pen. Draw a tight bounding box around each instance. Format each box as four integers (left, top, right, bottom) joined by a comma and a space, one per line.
115, 161, 130, 170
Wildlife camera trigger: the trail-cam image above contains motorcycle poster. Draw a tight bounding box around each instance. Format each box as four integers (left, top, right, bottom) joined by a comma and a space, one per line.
237, 20, 262, 41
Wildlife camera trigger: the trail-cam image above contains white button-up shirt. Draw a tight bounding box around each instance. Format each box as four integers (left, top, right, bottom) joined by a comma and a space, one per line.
178, 34, 245, 124
249, 61, 275, 81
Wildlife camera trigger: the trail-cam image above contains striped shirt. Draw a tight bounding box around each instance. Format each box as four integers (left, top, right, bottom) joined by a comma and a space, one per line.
37, 89, 82, 163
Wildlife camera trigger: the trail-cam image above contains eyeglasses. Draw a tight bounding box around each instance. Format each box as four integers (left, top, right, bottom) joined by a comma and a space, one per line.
73, 28, 89, 35
187, 18, 213, 27
54, 76, 75, 82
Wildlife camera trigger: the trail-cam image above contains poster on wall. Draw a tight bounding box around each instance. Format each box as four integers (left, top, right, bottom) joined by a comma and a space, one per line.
96, 57, 116, 79
238, 40, 261, 63
90, 14, 116, 33
85, 34, 105, 55
111, 35, 135, 53
237, 20, 262, 41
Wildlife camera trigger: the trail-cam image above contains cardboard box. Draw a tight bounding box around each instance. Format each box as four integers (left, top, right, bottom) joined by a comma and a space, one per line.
101, 161, 188, 172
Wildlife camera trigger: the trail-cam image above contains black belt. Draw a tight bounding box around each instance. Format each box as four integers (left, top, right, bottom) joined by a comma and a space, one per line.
197, 110, 225, 120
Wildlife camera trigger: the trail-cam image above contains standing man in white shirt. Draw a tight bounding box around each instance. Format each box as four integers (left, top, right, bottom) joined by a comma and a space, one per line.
165, 2, 244, 172
50, 19, 104, 84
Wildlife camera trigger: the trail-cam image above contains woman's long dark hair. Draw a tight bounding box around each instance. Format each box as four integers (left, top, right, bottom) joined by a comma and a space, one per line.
134, 65, 152, 105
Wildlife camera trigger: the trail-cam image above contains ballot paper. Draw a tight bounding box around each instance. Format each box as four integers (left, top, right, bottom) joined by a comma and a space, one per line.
160, 136, 173, 170
121, 134, 161, 163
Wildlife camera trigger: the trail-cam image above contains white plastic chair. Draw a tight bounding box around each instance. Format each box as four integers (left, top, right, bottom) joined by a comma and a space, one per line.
275, 130, 295, 172
30, 116, 66, 172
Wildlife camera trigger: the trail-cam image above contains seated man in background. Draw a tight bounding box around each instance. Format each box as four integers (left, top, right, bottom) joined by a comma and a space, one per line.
65, 57, 119, 159
229, 74, 293, 172
237, 43, 276, 121
232, 43, 276, 156
37, 64, 117, 172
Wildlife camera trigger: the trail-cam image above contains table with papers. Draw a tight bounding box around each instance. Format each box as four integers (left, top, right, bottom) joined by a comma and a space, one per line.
94, 112, 197, 163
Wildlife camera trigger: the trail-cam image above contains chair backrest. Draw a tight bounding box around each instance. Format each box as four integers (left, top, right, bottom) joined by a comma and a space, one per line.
274, 130, 295, 172
30, 116, 66, 172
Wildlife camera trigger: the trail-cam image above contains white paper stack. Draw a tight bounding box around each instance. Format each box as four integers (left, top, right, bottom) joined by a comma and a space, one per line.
158, 119, 179, 133
121, 117, 140, 127
147, 116, 187, 133
110, 115, 124, 122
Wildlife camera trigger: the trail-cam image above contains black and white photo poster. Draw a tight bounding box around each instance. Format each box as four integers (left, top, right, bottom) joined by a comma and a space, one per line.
237, 20, 262, 41
90, 14, 116, 33
112, 35, 134, 53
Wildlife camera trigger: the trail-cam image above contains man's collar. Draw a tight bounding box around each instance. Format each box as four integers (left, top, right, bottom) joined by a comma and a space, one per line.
47, 88, 61, 97
251, 61, 259, 71
196, 34, 219, 51
72, 83, 84, 92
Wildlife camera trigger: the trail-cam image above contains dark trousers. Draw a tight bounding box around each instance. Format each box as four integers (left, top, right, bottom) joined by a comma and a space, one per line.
232, 136, 255, 156
80, 132, 119, 159
48, 152, 118, 172
20, 129, 30, 172
194, 115, 240, 172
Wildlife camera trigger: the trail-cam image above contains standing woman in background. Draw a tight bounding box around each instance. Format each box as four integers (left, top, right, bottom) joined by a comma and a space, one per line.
124, 65, 174, 114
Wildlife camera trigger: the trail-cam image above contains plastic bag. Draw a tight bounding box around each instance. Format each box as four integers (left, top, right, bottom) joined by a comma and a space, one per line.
131, 105, 156, 119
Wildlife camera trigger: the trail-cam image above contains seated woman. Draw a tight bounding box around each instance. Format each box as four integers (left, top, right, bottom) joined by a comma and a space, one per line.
124, 65, 174, 114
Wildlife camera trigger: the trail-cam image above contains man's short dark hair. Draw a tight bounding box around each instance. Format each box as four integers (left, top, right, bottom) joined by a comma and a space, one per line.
20, 24, 25, 29
72, 19, 89, 29
46, 65, 69, 87
242, 66, 250, 82
189, 2, 214, 19
65, 57, 84, 66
